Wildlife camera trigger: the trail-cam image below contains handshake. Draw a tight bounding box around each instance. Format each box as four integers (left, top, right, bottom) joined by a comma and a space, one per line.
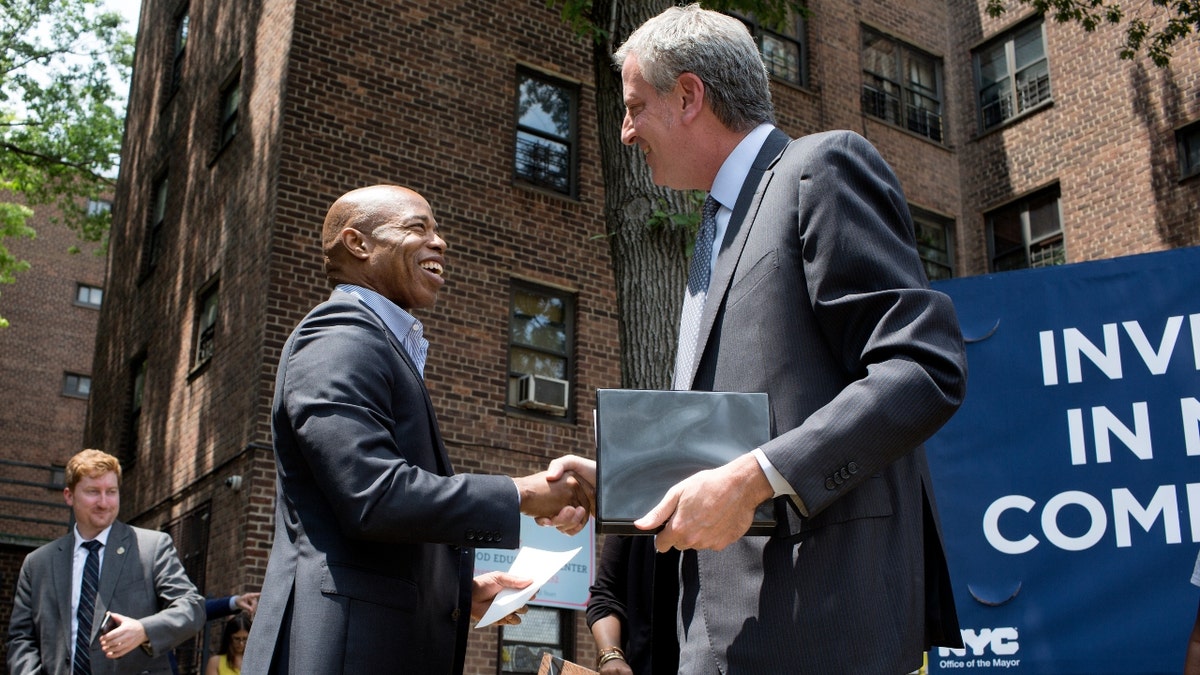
513, 455, 596, 536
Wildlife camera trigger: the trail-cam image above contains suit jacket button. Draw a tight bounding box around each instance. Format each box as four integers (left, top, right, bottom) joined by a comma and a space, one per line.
466, 529, 476, 542
839, 467, 850, 480
825, 477, 836, 490
847, 461, 859, 474
451, 608, 461, 621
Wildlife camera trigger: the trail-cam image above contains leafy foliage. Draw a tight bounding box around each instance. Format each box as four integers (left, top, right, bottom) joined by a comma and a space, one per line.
547, 0, 806, 43
0, 0, 134, 323
986, 0, 1197, 66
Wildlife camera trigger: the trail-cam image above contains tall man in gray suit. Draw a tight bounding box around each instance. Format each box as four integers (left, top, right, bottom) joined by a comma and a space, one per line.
241, 185, 595, 675
615, 6, 968, 674
7, 449, 205, 675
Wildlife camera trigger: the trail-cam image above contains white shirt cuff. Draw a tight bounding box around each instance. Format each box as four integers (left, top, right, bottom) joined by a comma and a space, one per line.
751, 448, 809, 517
751, 448, 795, 497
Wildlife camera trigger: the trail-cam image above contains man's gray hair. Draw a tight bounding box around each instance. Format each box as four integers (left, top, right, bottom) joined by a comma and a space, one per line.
613, 4, 775, 132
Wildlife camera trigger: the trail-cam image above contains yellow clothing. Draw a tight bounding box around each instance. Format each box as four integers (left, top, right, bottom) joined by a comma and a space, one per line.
217, 654, 239, 675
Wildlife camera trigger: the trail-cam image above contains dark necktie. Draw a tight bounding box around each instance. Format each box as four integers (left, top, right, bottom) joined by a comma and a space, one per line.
673, 196, 720, 390
74, 540, 102, 675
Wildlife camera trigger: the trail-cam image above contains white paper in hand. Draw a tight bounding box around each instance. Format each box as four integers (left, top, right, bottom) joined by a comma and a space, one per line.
475, 546, 582, 629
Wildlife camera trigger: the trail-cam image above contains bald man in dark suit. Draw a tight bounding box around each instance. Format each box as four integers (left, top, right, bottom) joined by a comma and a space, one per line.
242, 186, 594, 675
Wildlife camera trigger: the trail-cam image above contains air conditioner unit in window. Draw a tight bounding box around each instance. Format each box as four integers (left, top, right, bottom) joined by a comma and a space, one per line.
516, 374, 569, 413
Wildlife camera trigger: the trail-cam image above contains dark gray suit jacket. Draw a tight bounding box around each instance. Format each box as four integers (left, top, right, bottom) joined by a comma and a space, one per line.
677, 128, 967, 674
242, 291, 520, 675
6, 521, 206, 675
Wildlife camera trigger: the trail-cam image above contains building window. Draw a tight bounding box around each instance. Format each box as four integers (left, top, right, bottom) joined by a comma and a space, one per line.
217, 70, 242, 151
75, 284, 103, 308
50, 466, 66, 489
62, 373, 91, 398
507, 282, 574, 418
861, 27, 944, 142
168, 5, 190, 97
731, 11, 807, 87
975, 20, 1051, 131
125, 355, 147, 463
161, 502, 210, 673
1177, 120, 1200, 179
987, 186, 1064, 272
87, 199, 112, 217
499, 607, 574, 673
144, 174, 169, 276
910, 206, 955, 281
193, 282, 219, 368
514, 69, 578, 196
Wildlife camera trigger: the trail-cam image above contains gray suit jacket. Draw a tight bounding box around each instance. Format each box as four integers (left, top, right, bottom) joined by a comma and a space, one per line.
242, 291, 520, 675
677, 129, 967, 674
6, 521, 206, 675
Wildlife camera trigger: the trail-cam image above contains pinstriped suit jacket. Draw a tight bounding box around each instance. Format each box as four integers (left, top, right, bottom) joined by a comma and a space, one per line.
677, 128, 967, 675
6, 521, 205, 675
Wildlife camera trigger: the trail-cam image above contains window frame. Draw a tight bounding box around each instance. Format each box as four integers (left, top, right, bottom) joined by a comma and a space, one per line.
124, 354, 147, 466
986, 185, 1065, 272
505, 280, 575, 420
216, 66, 242, 154
973, 19, 1052, 132
161, 502, 211, 673
142, 173, 169, 279
167, 4, 190, 99
513, 68, 580, 198
497, 606, 576, 674
192, 279, 219, 371
62, 372, 92, 399
75, 283, 103, 308
861, 26, 945, 143
731, 10, 808, 88
909, 206, 956, 281
1176, 120, 1200, 180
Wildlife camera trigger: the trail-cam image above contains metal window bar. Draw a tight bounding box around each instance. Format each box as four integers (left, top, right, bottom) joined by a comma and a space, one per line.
1017, 72, 1051, 112
861, 83, 901, 126
906, 104, 943, 142
515, 134, 569, 193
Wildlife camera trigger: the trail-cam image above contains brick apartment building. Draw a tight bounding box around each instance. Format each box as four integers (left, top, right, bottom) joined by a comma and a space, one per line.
0, 198, 108, 648
2, 0, 1196, 672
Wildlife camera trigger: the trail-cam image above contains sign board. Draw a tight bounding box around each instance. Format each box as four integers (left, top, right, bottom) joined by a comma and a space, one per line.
474, 514, 595, 610
925, 246, 1200, 674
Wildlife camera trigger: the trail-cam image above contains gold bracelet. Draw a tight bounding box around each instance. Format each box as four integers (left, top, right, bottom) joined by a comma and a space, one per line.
597, 646, 626, 668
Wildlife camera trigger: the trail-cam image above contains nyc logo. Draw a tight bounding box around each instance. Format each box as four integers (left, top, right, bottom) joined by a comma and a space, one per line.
938, 627, 1020, 657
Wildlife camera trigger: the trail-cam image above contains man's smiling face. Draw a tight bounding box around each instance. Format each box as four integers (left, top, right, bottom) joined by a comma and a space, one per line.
363, 191, 447, 311
620, 54, 687, 189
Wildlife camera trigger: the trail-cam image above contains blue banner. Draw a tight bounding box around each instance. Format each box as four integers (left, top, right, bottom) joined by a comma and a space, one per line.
926, 247, 1200, 675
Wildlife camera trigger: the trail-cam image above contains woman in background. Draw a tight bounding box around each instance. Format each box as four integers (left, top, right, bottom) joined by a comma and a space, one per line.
206, 613, 251, 675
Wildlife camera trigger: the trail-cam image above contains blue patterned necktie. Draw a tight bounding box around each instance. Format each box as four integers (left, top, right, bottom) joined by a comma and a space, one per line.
673, 196, 720, 390
74, 540, 102, 675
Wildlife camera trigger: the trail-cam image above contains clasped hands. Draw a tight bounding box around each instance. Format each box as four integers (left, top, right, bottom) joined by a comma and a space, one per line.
514, 454, 596, 536
473, 454, 596, 625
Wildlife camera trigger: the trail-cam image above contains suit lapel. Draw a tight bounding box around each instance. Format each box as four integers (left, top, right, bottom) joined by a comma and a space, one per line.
685, 128, 791, 389
94, 522, 132, 639
340, 291, 455, 477
51, 534, 75, 650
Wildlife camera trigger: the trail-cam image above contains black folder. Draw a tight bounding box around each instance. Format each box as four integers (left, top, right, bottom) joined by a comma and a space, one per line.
594, 388, 776, 535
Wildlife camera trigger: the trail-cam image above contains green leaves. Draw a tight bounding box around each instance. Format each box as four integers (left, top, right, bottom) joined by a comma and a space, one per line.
0, 0, 132, 324
987, 0, 1195, 67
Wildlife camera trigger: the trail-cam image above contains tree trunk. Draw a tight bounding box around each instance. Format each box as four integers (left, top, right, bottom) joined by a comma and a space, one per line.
591, 0, 694, 391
